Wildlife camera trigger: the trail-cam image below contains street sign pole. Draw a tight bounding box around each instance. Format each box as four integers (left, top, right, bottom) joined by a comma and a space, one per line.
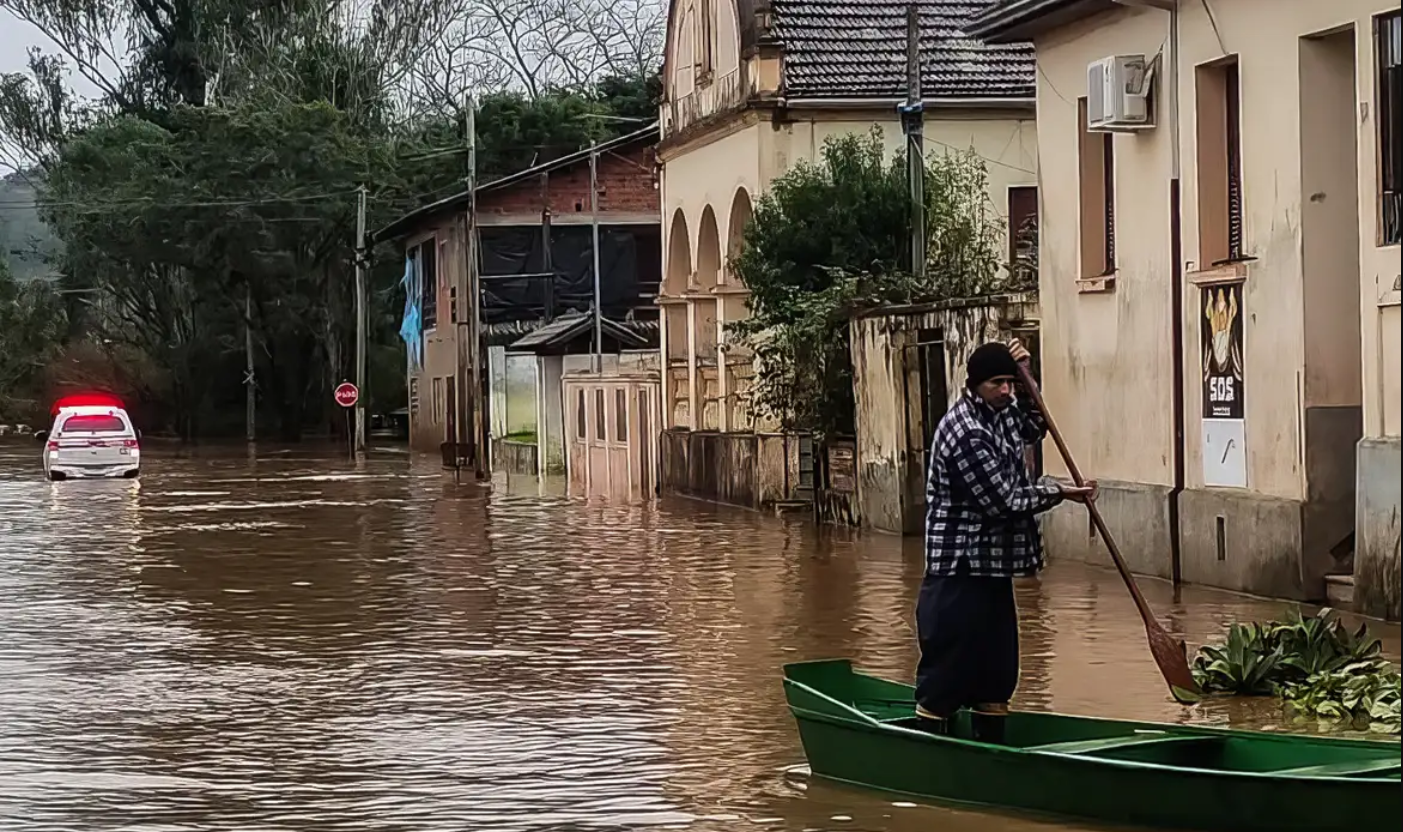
335, 381, 360, 461
353, 185, 368, 458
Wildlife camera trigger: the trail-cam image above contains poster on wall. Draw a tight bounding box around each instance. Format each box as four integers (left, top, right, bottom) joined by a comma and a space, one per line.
1201, 282, 1245, 420
1200, 281, 1246, 487
1202, 418, 1247, 488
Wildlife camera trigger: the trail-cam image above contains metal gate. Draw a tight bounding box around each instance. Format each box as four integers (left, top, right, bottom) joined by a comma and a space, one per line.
905, 327, 949, 471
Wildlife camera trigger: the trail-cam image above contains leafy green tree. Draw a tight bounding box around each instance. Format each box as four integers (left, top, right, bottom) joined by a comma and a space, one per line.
0, 0, 662, 441
730, 128, 1010, 439
0, 255, 67, 422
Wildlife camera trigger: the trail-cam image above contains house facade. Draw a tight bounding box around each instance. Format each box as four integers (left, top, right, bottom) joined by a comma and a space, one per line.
656, 0, 1041, 506
374, 127, 662, 461
970, 0, 1401, 618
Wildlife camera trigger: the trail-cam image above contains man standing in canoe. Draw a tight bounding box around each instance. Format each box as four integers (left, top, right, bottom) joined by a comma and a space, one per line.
915, 339, 1096, 743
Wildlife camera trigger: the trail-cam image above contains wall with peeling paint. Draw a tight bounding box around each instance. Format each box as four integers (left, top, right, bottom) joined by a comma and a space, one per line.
1028, 0, 1399, 613
850, 294, 1041, 535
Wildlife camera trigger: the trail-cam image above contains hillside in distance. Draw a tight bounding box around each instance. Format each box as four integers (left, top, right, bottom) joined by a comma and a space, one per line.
0, 170, 61, 282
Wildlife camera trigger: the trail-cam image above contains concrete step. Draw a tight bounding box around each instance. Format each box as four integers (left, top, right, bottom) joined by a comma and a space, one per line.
771, 500, 812, 516
1325, 574, 1355, 608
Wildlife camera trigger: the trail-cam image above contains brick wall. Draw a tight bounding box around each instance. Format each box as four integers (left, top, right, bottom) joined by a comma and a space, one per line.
476, 142, 659, 219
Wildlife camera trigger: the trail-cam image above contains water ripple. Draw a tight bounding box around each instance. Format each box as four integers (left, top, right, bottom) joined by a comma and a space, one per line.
0, 441, 1396, 831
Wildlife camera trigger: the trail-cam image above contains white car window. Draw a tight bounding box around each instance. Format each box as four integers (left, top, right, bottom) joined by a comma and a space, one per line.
59, 414, 129, 434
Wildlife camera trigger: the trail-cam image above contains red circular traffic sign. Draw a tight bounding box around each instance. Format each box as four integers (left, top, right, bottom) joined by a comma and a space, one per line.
334, 382, 359, 408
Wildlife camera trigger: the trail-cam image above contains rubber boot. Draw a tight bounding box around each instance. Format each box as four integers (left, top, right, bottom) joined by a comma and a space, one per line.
914, 703, 950, 736
971, 706, 1009, 745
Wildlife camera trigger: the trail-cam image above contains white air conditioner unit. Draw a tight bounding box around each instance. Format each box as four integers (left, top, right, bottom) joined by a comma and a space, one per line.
1086, 55, 1152, 131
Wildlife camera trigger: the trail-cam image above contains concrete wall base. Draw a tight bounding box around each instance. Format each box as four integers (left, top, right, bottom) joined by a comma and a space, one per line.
1042, 481, 1314, 601
1355, 437, 1401, 621
1041, 480, 1174, 581
1177, 489, 1310, 602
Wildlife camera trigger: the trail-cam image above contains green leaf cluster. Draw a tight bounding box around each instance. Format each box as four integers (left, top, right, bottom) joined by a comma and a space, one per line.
1191, 607, 1399, 733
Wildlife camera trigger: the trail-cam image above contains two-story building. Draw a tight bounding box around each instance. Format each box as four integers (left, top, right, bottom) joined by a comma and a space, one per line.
969, 0, 1401, 619
656, 0, 1042, 508
375, 125, 662, 465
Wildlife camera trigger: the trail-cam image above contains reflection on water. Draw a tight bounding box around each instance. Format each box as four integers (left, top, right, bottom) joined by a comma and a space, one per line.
0, 442, 1397, 831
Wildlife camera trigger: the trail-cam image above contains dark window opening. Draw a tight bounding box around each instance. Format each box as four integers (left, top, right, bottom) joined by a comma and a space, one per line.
1077, 97, 1116, 278
1224, 61, 1244, 261
1378, 11, 1403, 246
417, 237, 438, 330
60, 415, 126, 433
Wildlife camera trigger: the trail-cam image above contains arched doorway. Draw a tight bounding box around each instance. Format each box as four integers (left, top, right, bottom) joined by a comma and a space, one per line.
664, 208, 692, 297
724, 188, 753, 286
663, 208, 692, 428
693, 205, 722, 430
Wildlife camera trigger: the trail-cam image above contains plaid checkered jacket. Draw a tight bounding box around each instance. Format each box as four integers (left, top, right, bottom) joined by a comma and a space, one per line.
924, 389, 1065, 578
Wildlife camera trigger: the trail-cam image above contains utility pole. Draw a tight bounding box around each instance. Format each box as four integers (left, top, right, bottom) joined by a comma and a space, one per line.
244, 286, 255, 443
462, 93, 488, 480
354, 183, 368, 456
900, 3, 926, 280
1166, 0, 1186, 587
589, 139, 603, 373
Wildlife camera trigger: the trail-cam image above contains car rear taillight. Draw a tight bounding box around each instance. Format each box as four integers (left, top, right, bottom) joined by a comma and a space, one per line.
123, 439, 139, 449
46, 440, 58, 451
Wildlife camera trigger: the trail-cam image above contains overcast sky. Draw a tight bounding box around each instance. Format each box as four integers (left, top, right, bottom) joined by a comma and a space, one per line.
2, 10, 109, 172
3, 10, 110, 95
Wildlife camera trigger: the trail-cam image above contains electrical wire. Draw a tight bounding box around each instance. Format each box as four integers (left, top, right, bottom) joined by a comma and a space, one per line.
0, 188, 363, 212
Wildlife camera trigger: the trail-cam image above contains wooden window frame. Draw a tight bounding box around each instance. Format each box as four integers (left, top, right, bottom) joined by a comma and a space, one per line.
1377, 10, 1403, 247
594, 388, 606, 441
416, 236, 439, 331
1007, 185, 1038, 275
695, 0, 714, 83
1196, 56, 1248, 266
1076, 97, 1116, 280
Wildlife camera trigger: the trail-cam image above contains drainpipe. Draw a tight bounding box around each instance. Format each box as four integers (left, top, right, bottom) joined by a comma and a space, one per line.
1166, 0, 1186, 587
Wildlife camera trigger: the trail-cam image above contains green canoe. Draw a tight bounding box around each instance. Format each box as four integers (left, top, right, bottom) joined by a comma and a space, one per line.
783, 659, 1401, 832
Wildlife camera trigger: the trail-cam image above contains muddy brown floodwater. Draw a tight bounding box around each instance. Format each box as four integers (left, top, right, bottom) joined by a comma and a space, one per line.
0, 442, 1397, 831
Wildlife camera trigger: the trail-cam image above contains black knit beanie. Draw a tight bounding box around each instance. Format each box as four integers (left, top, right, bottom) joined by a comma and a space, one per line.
965, 342, 1020, 390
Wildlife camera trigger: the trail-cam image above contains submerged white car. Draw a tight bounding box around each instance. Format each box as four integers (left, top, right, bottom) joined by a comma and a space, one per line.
39, 404, 142, 481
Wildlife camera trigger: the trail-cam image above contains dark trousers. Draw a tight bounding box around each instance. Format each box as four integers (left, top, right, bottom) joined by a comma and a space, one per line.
914, 560, 1020, 718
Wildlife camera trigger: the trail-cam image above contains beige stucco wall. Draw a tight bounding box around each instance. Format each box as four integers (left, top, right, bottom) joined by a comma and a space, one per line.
658, 110, 1039, 433
1033, 0, 1400, 501
666, 0, 742, 101
661, 113, 1038, 284
406, 218, 466, 453
660, 119, 764, 283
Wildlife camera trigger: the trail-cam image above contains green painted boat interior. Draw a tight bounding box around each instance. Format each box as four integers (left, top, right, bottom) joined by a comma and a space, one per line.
784, 659, 1402, 780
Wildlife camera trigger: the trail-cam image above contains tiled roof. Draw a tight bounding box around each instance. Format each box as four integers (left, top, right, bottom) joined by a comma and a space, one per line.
771, 0, 1035, 100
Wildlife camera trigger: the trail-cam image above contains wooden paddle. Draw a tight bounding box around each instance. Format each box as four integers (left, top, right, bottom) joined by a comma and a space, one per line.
1015, 363, 1203, 705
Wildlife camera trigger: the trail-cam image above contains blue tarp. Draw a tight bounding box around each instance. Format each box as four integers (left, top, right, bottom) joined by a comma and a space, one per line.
399, 254, 423, 370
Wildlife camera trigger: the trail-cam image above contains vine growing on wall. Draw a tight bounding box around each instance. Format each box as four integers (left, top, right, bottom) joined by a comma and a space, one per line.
728, 127, 1021, 440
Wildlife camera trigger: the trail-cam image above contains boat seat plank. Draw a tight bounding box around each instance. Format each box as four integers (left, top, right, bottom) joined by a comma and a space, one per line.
1270, 757, 1403, 778
1028, 733, 1209, 756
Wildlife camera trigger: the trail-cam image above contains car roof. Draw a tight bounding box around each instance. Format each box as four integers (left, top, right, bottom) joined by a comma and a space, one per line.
55, 406, 134, 425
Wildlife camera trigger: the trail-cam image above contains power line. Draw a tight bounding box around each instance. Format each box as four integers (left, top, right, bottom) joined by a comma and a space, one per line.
0, 188, 363, 212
